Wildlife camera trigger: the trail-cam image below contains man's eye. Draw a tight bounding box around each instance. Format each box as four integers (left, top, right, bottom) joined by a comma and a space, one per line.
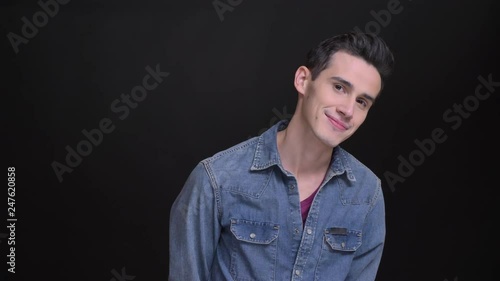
357, 99, 368, 108
334, 84, 345, 92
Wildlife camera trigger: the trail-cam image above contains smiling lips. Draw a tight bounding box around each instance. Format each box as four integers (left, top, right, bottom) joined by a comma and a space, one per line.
326, 114, 349, 131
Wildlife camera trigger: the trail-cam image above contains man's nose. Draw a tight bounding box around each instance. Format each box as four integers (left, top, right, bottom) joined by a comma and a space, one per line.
337, 98, 355, 118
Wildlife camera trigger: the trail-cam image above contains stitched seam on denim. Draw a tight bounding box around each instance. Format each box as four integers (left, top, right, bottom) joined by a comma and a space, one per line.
338, 146, 381, 184
357, 182, 384, 251
206, 137, 259, 162
367, 180, 383, 214
202, 160, 223, 221
251, 136, 281, 170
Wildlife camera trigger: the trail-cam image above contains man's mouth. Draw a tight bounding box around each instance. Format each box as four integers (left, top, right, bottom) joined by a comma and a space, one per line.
326, 114, 349, 131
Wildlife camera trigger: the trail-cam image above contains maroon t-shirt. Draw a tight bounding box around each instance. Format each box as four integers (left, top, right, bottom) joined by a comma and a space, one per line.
300, 188, 319, 224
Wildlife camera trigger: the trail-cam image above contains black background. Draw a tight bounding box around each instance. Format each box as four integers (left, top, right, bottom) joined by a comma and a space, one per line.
2, 0, 499, 280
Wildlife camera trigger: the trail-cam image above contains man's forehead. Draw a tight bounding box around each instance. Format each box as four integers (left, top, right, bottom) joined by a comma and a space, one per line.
322, 52, 382, 97
326, 51, 364, 68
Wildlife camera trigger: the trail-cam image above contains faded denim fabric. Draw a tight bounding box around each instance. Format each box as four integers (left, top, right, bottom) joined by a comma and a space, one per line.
169, 119, 386, 281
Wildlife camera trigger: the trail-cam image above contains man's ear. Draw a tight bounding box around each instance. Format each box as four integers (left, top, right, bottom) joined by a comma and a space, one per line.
294, 66, 310, 96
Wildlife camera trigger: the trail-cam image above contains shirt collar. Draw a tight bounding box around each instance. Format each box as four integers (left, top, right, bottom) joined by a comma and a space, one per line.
250, 119, 356, 182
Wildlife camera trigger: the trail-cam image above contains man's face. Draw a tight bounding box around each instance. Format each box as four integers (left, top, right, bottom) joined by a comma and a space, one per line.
296, 51, 382, 148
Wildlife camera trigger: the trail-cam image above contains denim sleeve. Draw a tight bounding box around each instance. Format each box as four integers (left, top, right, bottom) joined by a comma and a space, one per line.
345, 181, 386, 281
168, 162, 221, 281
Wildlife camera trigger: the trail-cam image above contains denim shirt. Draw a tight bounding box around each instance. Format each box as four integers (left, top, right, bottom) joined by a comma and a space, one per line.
169, 119, 386, 281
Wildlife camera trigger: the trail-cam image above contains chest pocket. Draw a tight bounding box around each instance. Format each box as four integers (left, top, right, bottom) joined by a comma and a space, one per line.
323, 227, 362, 252
229, 219, 280, 281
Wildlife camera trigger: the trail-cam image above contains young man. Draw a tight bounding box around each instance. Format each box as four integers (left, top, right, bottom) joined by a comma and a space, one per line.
169, 31, 395, 281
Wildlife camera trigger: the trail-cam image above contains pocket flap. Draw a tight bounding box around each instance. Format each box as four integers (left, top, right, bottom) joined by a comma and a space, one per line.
230, 219, 279, 244
324, 227, 362, 251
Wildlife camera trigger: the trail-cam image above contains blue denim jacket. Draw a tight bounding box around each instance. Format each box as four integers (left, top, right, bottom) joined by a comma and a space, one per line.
169, 119, 386, 281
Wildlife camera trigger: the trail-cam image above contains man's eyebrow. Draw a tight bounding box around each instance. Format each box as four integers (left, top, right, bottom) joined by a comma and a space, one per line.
330, 76, 353, 89
360, 93, 376, 104
330, 76, 377, 104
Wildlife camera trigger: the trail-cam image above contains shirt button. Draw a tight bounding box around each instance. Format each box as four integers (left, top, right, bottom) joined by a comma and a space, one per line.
306, 228, 312, 235
341, 242, 346, 248
249, 233, 256, 239
289, 184, 295, 189
295, 269, 301, 275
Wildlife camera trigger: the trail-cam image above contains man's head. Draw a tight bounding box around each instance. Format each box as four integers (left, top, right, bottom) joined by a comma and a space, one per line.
293, 31, 395, 148
305, 31, 395, 90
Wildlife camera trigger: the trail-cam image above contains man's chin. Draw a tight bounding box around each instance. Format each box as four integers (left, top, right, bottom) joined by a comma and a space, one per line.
312, 128, 346, 148
317, 135, 342, 149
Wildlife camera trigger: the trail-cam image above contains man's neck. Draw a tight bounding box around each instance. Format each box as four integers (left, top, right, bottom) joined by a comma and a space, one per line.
276, 116, 333, 178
